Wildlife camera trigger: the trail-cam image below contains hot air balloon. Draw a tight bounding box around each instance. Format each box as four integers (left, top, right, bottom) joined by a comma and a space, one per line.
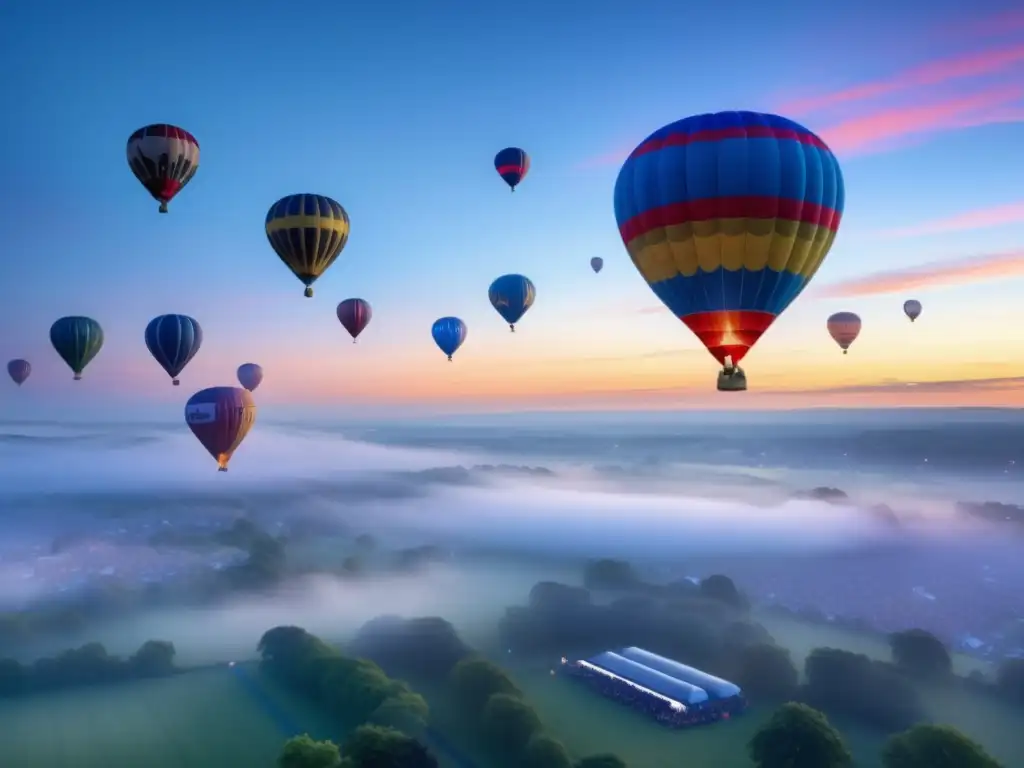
237, 363, 264, 392
50, 316, 104, 380
7, 360, 30, 386
185, 387, 256, 472
591, 257, 604, 274
126, 124, 199, 213
144, 314, 203, 386
265, 194, 350, 297
337, 298, 372, 343
494, 148, 530, 192
613, 112, 845, 392
488, 274, 536, 332
827, 312, 861, 354
904, 299, 922, 322
432, 317, 467, 361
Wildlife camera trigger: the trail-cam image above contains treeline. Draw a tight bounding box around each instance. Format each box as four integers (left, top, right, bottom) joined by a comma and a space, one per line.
749, 702, 1003, 768
501, 559, 1024, 734
0, 639, 176, 696
350, 615, 629, 768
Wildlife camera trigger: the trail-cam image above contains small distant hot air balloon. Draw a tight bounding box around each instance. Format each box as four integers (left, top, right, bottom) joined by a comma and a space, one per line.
50, 316, 104, 380
614, 111, 845, 392
145, 314, 203, 386
7, 360, 30, 386
185, 387, 256, 472
904, 299, 922, 322
494, 148, 530, 192
337, 298, 372, 343
237, 363, 264, 392
827, 312, 862, 354
591, 257, 604, 274
432, 317, 467, 361
488, 274, 536, 332
265, 194, 350, 297
126, 124, 199, 213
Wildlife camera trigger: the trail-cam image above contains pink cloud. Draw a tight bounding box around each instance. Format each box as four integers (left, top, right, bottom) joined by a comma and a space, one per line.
780, 43, 1024, 115
878, 201, 1024, 238
817, 250, 1024, 297
818, 86, 1024, 155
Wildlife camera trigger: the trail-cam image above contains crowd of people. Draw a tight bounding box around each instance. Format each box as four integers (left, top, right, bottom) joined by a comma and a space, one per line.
562, 662, 746, 729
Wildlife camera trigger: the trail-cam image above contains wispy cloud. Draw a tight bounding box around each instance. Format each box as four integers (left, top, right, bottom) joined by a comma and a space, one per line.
777, 376, 1024, 396
877, 201, 1024, 238
578, 13, 1024, 169
818, 85, 1024, 155
779, 44, 1024, 115
817, 250, 1024, 297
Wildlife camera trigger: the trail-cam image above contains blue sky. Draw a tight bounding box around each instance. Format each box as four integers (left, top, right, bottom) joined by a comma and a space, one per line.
1, 0, 1023, 417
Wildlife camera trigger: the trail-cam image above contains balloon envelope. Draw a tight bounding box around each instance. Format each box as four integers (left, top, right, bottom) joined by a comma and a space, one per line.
432, 317, 467, 360
237, 363, 264, 392
337, 298, 372, 341
827, 311, 861, 352
145, 314, 203, 385
494, 147, 530, 191
185, 387, 257, 471
591, 257, 604, 274
7, 359, 30, 386
488, 274, 536, 330
265, 194, 350, 297
904, 299, 922, 322
613, 111, 845, 372
126, 124, 199, 213
50, 316, 104, 380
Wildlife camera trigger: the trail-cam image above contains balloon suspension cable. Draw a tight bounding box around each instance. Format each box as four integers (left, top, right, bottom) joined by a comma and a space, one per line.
158, 202, 169, 213
304, 287, 314, 298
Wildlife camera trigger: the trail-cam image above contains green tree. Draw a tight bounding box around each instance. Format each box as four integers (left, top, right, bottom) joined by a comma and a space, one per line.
480, 692, 543, 754
341, 724, 438, 768
449, 657, 520, 715
882, 724, 1002, 768
699, 574, 748, 610
129, 640, 176, 677
523, 733, 573, 768
278, 733, 342, 768
576, 756, 628, 768
368, 690, 430, 735
748, 702, 852, 768
889, 629, 952, 679
736, 643, 798, 701
996, 658, 1024, 704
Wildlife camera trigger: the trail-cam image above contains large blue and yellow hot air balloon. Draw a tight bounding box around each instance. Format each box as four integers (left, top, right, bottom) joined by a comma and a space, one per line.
265, 194, 350, 298
613, 111, 845, 391
488, 274, 535, 332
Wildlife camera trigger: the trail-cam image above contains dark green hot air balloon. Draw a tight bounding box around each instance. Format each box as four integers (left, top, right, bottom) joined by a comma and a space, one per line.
50, 316, 104, 380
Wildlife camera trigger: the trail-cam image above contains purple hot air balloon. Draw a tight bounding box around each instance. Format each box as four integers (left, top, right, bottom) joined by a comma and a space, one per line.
185, 386, 257, 472
337, 298, 372, 343
7, 359, 30, 386
236, 363, 264, 392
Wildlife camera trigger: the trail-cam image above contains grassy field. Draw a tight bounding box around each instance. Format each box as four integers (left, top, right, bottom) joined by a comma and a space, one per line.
0, 666, 310, 768
0, 663, 476, 768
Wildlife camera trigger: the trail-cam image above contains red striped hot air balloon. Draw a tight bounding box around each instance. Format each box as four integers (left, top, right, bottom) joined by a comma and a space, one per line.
827, 312, 861, 354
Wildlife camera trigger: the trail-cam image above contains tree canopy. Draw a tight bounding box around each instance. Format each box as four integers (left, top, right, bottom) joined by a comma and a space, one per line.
882, 724, 1002, 768
278, 734, 342, 768
889, 629, 952, 680
748, 702, 852, 768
